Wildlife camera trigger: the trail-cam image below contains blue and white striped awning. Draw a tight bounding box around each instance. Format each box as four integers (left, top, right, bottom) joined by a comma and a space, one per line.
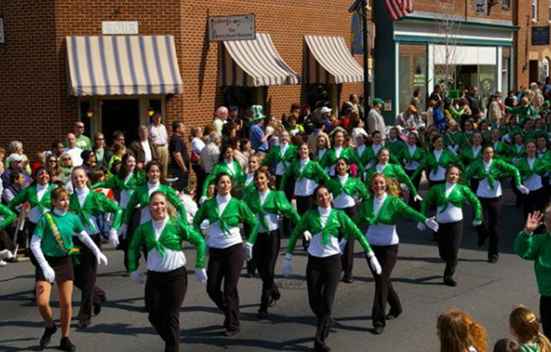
66, 35, 183, 96
220, 33, 299, 87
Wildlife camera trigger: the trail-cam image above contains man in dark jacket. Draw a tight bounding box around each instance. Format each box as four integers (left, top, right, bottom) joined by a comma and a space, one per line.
129, 125, 159, 169
169, 121, 190, 192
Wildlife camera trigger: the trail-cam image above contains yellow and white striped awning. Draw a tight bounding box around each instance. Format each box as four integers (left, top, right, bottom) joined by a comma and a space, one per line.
220, 33, 299, 87
304, 35, 364, 84
66, 35, 183, 96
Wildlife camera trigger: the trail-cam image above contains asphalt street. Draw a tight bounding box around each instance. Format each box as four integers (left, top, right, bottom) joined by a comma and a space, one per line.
0, 190, 541, 352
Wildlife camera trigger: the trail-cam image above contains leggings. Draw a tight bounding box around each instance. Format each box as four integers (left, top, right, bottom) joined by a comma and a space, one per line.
253, 230, 281, 312
145, 266, 187, 352
477, 197, 503, 257
436, 221, 463, 278
522, 187, 549, 221
368, 245, 402, 327
541, 295, 551, 339
206, 243, 244, 332
307, 254, 341, 345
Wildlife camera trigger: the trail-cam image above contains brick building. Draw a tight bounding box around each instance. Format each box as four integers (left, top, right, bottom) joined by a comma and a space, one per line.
0, 1, 370, 154
514, 0, 551, 87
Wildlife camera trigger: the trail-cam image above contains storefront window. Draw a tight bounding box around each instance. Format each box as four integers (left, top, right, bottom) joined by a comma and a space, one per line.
223, 87, 266, 115
398, 44, 427, 114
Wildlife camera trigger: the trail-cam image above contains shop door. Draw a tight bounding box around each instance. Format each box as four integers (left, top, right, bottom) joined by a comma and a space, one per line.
529, 61, 539, 84
101, 100, 140, 146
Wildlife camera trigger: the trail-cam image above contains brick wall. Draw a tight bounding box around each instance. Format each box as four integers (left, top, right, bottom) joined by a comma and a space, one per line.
0, 0, 364, 156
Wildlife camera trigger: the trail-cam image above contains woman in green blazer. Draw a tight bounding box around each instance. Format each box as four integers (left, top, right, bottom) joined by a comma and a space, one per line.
201, 144, 246, 199
515, 141, 550, 220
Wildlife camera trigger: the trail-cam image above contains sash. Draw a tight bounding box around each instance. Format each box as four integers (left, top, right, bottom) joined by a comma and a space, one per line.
45, 213, 79, 256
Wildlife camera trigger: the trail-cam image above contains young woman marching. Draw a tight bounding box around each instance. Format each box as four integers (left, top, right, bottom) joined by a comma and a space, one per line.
464, 146, 529, 263
414, 134, 462, 187
193, 173, 259, 336
365, 148, 422, 203
421, 165, 482, 286
201, 144, 246, 200
355, 174, 439, 334
460, 132, 484, 167
319, 128, 359, 177
128, 191, 207, 352
326, 158, 369, 283
282, 185, 381, 352
31, 187, 108, 351
516, 141, 550, 220
262, 130, 297, 187
70, 167, 123, 328
243, 154, 260, 195
8, 168, 56, 256
362, 130, 386, 170
399, 132, 426, 192
242, 167, 300, 319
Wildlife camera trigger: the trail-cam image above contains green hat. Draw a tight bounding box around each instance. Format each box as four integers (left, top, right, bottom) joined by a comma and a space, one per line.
373, 98, 384, 106
250, 105, 266, 122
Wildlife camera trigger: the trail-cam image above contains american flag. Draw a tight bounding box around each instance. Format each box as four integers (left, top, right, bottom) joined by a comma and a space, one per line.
385, 0, 414, 21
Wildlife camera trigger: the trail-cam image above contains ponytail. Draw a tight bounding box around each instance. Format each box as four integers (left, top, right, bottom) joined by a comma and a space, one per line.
535, 332, 551, 352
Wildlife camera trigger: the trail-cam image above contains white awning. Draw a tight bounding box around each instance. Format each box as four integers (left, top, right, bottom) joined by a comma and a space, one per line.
220, 33, 299, 87
304, 35, 364, 84
66, 35, 183, 96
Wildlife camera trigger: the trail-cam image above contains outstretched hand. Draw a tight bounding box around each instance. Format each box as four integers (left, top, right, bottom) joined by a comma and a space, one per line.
525, 211, 544, 233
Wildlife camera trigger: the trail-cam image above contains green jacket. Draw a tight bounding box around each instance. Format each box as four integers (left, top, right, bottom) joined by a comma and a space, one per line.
398, 145, 426, 172
94, 171, 146, 191
69, 190, 123, 234
460, 145, 483, 166
124, 184, 186, 224
202, 160, 246, 197
492, 141, 512, 162
355, 195, 426, 226
413, 149, 462, 181
280, 159, 330, 192
365, 163, 418, 196
464, 158, 522, 189
262, 144, 297, 171
34, 211, 84, 257
287, 207, 373, 254
127, 217, 206, 272
193, 197, 259, 244
8, 183, 56, 223
0, 203, 16, 230
386, 139, 407, 160
242, 189, 300, 233
515, 157, 550, 180
514, 231, 551, 296
319, 147, 361, 172
326, 175, 368, 201
444, 131, 467, 153
421, 183, 482, 222
507, 105, 538, 124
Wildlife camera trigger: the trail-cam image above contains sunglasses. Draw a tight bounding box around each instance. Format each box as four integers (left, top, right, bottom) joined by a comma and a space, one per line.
48, 159, 57, 163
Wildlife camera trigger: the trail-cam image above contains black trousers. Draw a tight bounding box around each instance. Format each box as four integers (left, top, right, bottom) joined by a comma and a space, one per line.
306, 254, 341, 345
169, 166, 189, 193
145, 266, 187, 352
437, 221, 463, 278
296, 195, 314, 250
368, 245, 402, 327
192, 163, 206, 202
428, 179, 446, 188
338, 207, 356, 279
253, 230, 281, 312
477, 197, 503, 257
523, 187, 548, 221
207, 243, 244, 331
541, 295, 551, 339
0, 230, 15, 251
74, 234, 106, 323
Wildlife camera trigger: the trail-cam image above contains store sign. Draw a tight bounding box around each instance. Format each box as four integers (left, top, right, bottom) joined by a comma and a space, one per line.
102, 21, 139, 35
532, 26, 550, 46
209, 14, 255, 41
0, 17, 5, 44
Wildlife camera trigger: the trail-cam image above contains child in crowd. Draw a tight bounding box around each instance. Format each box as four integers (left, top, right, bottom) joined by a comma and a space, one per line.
510, 306, 551, 352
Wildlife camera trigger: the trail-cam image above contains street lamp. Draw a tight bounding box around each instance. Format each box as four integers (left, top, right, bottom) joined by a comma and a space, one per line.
349, 0, 371, 118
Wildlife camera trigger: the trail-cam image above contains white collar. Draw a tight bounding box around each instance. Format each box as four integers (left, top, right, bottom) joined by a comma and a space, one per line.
148, 181, 160, 188
374, 192, 387, 202
53, 208, 67, 216
216, 194, 231, 203
300, 158, 310, 165
152, 216, 169, 230
318, 206, 331, 217
337, 174, 348, 182
75, 186, 89, 195
36, 183, 49, 191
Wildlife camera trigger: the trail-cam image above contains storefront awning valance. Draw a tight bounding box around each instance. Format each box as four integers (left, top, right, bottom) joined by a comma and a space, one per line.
220, 33, 299, 87
66, 35, 183, 96
304, 35, 364, 84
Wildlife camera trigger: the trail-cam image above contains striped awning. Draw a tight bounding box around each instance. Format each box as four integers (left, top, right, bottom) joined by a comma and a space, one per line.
66, 35, 183, 96
220, 33, 299, 87
304, 35, 364, 84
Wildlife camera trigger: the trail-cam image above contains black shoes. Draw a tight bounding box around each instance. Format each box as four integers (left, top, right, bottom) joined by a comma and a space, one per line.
77, 320, 90, 329
385, 310, 402, 320
372, 326, 384, 335
444, 276, 457, 287
488, 255, 499, 263
94, 303, 102, 316
313, 340, 331, 352
342, 275, 353, 284
224, 328, 240, 337
257, 309, 269, 320
59, 336, 76, 352
39, 324, 57, 350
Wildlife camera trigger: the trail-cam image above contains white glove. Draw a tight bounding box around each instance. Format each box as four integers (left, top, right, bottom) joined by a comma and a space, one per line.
119, 224, 128, 238
367, 252, 382, 275
282, 253, 293, 277
109, 229, 119, 247
425, 217, 439, 232
518, 185, 530, 195
416, 222, 426, 231
303, 230, 313, 241
413, 194, 423, 202
200, 220, 210, 235
42, 265, 56, 283
339, 239, 347, 253
96, 251, 109, 266
243, 242, 253, 260
195, 268, 207, 284
30, 235, 55, 283
130, 271, 145, 284
472, 219, 482, 227
199, 196, 208, 205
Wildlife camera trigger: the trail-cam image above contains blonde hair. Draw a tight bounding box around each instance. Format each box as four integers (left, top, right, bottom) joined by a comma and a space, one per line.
510, 306, 551, 352
370, 173, 401, 197
437, 309, 487, 352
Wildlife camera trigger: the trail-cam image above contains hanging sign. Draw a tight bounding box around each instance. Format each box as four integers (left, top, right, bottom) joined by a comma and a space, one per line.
209, 14, 256, 41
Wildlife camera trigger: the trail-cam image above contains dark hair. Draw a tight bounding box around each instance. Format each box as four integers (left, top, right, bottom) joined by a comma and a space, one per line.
218, 144, 234, 163
81, 150, 94, 163
145, 160, 162, 175
254, 166, 276, 188
376, 147, 390, 159
431, 134, 443, 146
493, 338, 520, 352
9, 171, 23, 184
51, 187, 69, 203
112, 130, 125, 141
32, 167, 48, 180
89, 168, 106, 184
172, 121, 184, 131
214, 172, 233, 192
119, 152, 137, 179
